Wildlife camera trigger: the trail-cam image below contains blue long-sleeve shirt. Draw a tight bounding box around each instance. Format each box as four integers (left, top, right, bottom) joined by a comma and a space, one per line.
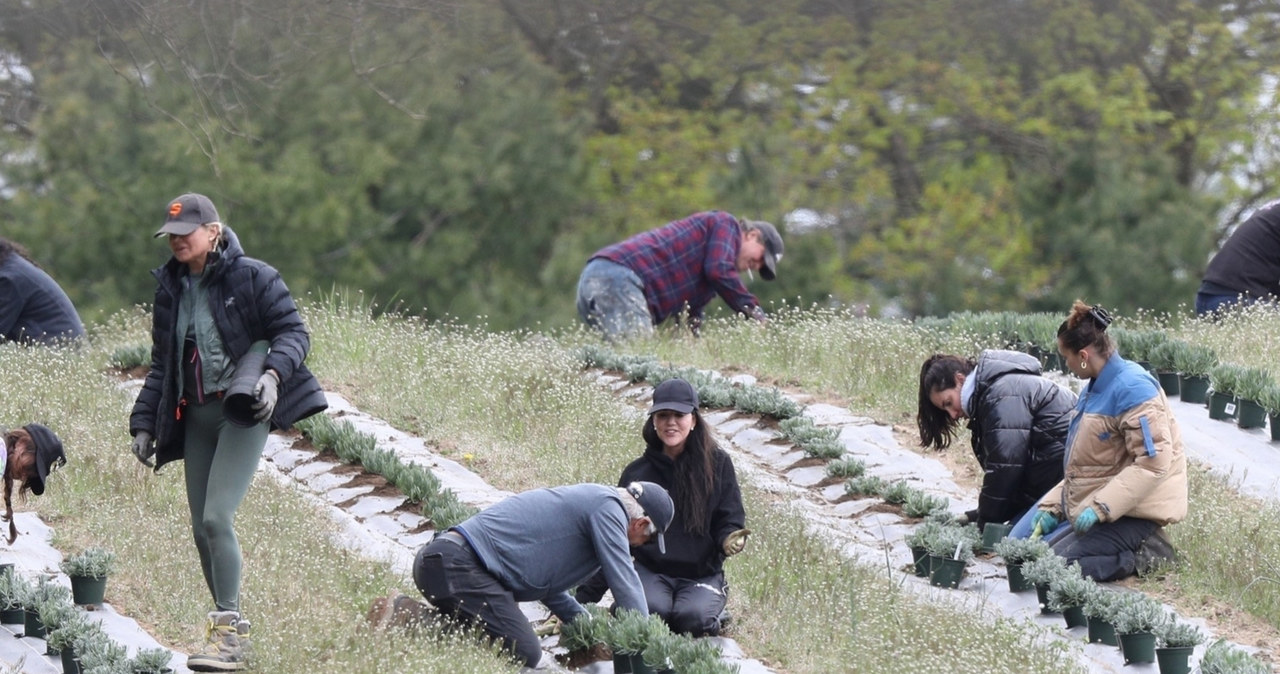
455, 484, 647, 621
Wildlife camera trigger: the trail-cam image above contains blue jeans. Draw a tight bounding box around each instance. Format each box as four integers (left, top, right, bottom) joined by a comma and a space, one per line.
1195, 290, 1247, 317
576, 258, 653, 341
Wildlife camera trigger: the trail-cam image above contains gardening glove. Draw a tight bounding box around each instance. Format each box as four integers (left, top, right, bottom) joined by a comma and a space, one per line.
956, 509, 978, 526
533, 615, 562, 637
1073, 507, 1100, 534
1030, 510, 1058, 540
251, 370, 280, 423
722, 528, 751, 557
131, 431, 155, 469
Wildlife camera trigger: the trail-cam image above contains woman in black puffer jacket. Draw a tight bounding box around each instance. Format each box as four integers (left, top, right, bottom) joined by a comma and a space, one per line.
129, 193, 326, 672
918, 350, 1075, 535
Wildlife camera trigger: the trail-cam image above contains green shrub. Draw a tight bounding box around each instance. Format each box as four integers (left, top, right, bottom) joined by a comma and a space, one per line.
844, 475, 885, 498
1110, 592, 1166, 634
1256, 382, 1280, 416
1148, 340, 1181, 372
731, 385, 802, 419
1172, 342, 1217, 377
1199, 638, 1271, 674
107, 344, 151, 370
905, 520, 946, 551
61, 547, 117, 578
901, 491, 949, 518
1046, 567, 1095, 611
558, 604, 610, 652
1209, 363, 1245, 396
1020, 554, 1070, 587
994, 538, 1051, 565
879, 480, 916, 506
1233, 367, 1273, 402
825, 457, 865, 479
923, 525, 977, 562
1154, 620, 1205, 648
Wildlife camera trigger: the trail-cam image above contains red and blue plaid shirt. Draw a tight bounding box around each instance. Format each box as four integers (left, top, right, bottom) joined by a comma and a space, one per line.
590, 211, 760, 325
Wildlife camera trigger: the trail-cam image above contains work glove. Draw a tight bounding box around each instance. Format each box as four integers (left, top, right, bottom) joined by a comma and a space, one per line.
532, 615, 562, 637
131, 431, 156, 469
955, 509, 978, 526
1073, 507, 1100, 534
1030, 510, 1058, 539
252, 370, 280, 423
722, 528, 751, 557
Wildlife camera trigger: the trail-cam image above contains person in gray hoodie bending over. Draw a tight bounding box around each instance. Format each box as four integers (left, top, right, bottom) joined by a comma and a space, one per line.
917, 349, 1076, 537
394, 481, 674, 669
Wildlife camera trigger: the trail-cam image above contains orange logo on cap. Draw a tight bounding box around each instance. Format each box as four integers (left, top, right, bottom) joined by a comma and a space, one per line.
169, 203, 183, 218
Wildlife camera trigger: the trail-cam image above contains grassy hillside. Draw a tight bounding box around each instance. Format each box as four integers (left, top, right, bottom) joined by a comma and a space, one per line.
6, 298, 1280, 672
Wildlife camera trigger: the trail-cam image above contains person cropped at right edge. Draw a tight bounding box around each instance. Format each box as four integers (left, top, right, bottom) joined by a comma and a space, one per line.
1195, 198, 1280, 316
1029, 301, 1187, 581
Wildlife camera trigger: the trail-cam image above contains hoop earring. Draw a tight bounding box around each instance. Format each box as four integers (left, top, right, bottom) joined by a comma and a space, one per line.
1079, 360, 1086, 370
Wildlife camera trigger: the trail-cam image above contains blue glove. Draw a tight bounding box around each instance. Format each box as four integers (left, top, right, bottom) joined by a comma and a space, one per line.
1073, 507, 1099, 534
1031, 510, 1058, 539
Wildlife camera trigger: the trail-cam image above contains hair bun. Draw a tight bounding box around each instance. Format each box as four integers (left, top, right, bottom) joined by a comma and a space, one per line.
1088, 305, 1113, 329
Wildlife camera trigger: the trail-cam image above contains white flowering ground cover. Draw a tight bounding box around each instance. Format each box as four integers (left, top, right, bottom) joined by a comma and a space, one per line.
3, 299, 1280, 673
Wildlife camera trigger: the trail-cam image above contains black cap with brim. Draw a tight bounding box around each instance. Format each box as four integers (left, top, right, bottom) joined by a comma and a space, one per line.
156, 193, 220, 238
649, 378, 699, 415
626, 481, 675, 554
154, 221, 203, 237
22, 423, 66, 496
745, 220, 784, 281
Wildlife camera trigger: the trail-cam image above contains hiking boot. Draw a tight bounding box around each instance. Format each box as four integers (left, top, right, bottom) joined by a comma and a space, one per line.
1135, 527, 1176, 577
366, 590, 434, 631
187, 610, 250, 672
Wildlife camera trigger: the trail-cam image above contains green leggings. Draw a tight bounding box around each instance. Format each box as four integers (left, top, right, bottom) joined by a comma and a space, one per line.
182, 398, 268, 613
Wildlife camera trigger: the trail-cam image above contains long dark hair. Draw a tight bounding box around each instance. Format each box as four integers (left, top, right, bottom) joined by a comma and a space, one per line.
642, 410, 717, 536
917, 354, 976, 450
1057, 300, 1114, 357
2, 428, 37, 544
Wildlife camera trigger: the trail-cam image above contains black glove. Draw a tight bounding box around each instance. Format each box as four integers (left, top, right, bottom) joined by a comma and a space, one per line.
252, 371, 280, 422
131, 431, 155, 468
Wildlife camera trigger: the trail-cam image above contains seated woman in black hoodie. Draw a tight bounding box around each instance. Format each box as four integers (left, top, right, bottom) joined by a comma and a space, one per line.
918, 350, 1075, 537
576, 377, 748, 636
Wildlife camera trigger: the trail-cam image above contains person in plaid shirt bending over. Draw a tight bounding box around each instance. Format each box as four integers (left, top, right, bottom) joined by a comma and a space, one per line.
576, 211, 784, 341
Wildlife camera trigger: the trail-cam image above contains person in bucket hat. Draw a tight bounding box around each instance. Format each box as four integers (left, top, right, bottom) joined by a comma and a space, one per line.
576, 377, 749, 637
130, 193, 328, 671
371, 481, 673, 669
1, 423, 67, 543
577, 211, 784, 341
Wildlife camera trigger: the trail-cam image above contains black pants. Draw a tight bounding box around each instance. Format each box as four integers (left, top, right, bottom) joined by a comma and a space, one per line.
412, 532, 542, 667
637, 564, 727, 637
1048, 516, 1158, 582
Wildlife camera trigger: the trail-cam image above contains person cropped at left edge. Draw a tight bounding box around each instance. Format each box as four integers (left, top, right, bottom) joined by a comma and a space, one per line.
129, 193, 327, 672
576, 211, 784, 341
0, 237, 85, 345
2, 423, 67, 543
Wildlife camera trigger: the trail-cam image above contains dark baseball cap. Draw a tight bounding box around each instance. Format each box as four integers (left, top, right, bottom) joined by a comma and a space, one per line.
649, 378, 699, 415
156, 193, 221, 237
744, 220, 784, 281
626, 481, 674, 554
22, 423, 66, 496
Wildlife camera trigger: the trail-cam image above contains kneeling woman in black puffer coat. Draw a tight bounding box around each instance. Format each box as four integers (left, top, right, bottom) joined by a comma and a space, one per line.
918, 349, 1076, 537
576, 378, 747, 636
